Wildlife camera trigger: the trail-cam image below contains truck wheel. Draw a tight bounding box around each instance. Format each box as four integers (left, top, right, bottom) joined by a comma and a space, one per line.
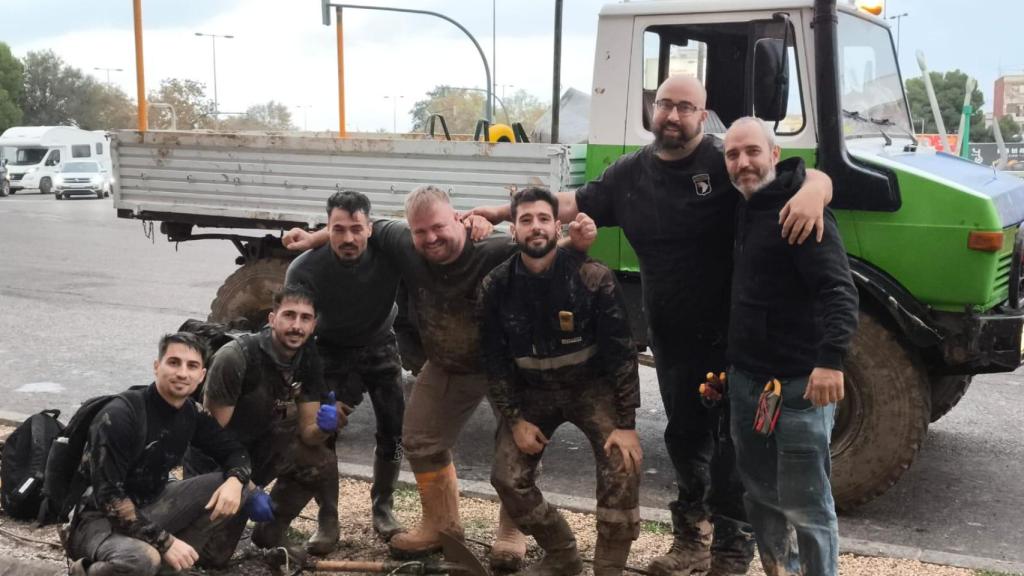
831, 312, 930, 511
209, 258, 289, 328
39, 178, 52, 194
929, 374, 972, 423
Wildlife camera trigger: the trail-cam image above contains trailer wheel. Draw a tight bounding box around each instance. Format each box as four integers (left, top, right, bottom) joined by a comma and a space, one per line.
39, 178, 52, 194
929, 374, 972, 423
209, 258, 289, 328
831, 312, 930, 511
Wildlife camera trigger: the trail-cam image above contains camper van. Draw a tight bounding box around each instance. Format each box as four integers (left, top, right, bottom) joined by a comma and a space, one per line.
0, 126, 111, 194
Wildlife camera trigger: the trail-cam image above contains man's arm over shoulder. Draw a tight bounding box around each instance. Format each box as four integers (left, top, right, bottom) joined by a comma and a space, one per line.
793, 210, 859, 370
584, 260, 641, 429
574, 151, 640, 229
87, 399, 174, 552
370, 218, 412, 259
477, 266, 522, 424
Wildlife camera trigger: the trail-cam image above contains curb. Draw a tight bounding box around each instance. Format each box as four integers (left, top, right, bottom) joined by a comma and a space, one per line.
338, 461, 1024, 576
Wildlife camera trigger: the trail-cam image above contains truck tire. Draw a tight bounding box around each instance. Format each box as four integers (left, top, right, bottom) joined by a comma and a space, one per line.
831, 312, 930, 511
39, 178, 52, 194
209, 258, 289, 327
929, 374, 972, 423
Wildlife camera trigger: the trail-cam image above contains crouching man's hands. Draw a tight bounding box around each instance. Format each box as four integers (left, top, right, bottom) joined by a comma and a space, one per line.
804, 367, 845, 406
205, 475, 244, 521
511, 420, 549, 455
163, 537, 199, 571
604, 429, 643, 475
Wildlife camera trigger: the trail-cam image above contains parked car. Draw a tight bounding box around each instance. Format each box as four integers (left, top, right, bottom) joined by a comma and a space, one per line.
54, 161, 111, 200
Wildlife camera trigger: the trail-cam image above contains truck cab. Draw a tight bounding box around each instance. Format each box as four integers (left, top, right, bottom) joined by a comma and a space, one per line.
0, 126, 112, 195
588, 0, 1024, 508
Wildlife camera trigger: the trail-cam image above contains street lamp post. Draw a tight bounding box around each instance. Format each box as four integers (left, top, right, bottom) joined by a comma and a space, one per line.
384, 95, 405, 133
194, 32, 234, 118
93, 67, 124, 85
887, 12, 909, 58
295, 105, 311, 131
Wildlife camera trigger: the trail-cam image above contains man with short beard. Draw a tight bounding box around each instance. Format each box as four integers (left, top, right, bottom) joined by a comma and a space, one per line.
723, 117, 856, 576
480, 187, 642, 576
470, 75, 834, 575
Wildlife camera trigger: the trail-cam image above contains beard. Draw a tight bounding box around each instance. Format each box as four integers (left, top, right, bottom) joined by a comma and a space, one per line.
731, 165, 777, 196
653, 119, 701, 151
520, 233, 558, 258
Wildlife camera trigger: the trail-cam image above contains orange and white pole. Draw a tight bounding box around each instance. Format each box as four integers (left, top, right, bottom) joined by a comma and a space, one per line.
336, 6, 346, 138
133, 0, 147, 132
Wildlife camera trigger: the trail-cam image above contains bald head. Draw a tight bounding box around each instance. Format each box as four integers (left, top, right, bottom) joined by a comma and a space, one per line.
656, 75, 707, 109
651, 75, 708, 159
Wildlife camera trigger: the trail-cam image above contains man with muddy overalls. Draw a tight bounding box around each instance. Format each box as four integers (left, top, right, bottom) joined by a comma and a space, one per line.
187, 285, 341, 554
65, 332, 253, 576
480, 187, 642, 576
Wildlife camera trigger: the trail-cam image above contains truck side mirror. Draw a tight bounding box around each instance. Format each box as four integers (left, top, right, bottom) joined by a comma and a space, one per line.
753, 37, 789, 122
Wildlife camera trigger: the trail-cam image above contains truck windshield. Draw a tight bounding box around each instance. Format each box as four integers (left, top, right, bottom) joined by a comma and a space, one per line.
62, 162, 100, 173
13, 148, 48, 166
837, 12, 913, 139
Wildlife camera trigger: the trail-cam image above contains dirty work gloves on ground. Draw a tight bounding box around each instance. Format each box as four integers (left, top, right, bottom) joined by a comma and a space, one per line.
318, 391, 340, 433
245, 487, 275, 523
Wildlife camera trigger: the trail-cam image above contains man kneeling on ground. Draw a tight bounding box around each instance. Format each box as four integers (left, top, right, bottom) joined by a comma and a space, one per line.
65, 333, 254, 576
480, 187, 643, 576
723, 117, 858, 576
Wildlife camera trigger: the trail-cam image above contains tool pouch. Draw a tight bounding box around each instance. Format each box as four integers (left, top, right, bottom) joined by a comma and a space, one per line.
753, 378, 782, 436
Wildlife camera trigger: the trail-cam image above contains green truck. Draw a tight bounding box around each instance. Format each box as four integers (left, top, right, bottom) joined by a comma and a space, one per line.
112, 0, 1024, 510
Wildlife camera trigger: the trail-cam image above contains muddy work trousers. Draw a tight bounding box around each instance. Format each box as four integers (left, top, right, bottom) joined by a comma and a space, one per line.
401, 361, 491, 473
490, 383, 641, 543
320, 330, 405, 463
651, 330, 754, 563
65, 473, 249, 576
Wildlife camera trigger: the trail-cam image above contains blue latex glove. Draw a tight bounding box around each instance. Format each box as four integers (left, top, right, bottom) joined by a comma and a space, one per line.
244, 487, 274, 523
317, 391, 339, 433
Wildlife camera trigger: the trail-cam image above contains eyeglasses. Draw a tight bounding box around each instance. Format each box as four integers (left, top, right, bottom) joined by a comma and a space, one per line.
654, 99, 703, 116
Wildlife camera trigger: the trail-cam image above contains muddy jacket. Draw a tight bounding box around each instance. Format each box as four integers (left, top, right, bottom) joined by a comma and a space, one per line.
80, 384, 251, 553
479, 248, 641, 429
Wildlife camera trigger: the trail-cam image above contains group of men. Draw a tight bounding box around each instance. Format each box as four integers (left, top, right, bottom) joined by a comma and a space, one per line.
63, 73, 857, 576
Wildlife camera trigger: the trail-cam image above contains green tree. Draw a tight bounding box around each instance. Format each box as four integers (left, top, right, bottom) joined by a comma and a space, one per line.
500, 89, 547, 128
20, 50, 97, 126
84, 83, 137, 130
905, 70, 986, 142
147, 78, 214, 130
410, 86, 489, 135
219, 100, 295, 131
0, 43, 23, 133
990, 115, 1022, 143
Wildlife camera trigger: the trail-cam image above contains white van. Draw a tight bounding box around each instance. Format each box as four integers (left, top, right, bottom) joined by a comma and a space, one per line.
0, 126, 111, 194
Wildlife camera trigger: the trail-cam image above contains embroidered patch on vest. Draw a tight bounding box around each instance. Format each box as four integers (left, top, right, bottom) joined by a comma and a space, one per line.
693, 173, 712, 196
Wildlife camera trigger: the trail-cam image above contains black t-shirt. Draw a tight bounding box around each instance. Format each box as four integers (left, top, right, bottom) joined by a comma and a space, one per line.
372, 219, 517, 374
286, 239, 401, 348
575, 137, 738, 344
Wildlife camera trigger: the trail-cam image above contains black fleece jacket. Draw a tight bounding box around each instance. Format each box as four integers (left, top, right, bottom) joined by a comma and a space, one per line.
727, 157, 858, 377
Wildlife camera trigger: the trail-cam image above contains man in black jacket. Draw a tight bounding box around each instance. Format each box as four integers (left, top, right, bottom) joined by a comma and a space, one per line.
480, 187, 642, 576
65, 333, 254, 576
723, 117, 858, 576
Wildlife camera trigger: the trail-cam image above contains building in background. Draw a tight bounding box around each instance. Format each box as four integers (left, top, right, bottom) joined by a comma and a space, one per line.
994, 74, 1024, 124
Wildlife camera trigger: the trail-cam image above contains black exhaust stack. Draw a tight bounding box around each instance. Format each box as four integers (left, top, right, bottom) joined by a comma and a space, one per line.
813, 0, 900, 211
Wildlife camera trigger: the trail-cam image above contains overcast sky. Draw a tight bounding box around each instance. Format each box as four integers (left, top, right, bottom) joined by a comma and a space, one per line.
4, 0, 1020, 132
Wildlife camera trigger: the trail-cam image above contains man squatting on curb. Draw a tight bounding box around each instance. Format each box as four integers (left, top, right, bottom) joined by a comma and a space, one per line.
470, 74, 833, 576
480, 187, 643, 576
723, 117, 857, 576
65, 333, 254, 576
184, 285, 342, 554
283, 186, 597, 571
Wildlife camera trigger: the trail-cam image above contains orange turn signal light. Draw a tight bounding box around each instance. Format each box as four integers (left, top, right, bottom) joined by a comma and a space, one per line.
967, 231, 1004, 252
855, 0, 884, 16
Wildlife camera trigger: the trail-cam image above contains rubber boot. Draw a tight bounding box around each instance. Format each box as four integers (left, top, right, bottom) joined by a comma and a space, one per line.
251, 477, 316, 550
520, 507, 583, 576
645, 517, 712, 576
487, 504, 527, 572
388, 463, 463, 559
371, 452, 405, 540
592, 534, 634, 576
306, 462, 341, 555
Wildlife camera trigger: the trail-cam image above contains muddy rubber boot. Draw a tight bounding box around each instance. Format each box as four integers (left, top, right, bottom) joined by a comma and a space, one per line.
371, 452, 405, 540
306, 463, 341, 555
388, 463, 463, 559
706, 523, 756, 576
520, 508, 583, 576
487, 504, 527, 572
592, 534, 634, 576
251, 477, 315, 550
645, 517, 712, 576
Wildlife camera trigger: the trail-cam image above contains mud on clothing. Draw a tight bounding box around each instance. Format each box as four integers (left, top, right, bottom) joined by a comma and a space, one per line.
480, 248, 642, 540
68, 384, 250, 567
575, 137, 753, 562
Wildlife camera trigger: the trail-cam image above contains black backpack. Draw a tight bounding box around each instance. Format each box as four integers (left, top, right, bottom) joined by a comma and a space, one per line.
1, 410, 64, 520
177, 318, 262, 402
37, 388, 148, 525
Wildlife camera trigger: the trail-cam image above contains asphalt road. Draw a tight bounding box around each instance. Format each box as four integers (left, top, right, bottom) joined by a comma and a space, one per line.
1, 192, 1022, 567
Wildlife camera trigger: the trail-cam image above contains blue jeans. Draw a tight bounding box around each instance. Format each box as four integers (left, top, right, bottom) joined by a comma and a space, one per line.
729, 368, 838, 576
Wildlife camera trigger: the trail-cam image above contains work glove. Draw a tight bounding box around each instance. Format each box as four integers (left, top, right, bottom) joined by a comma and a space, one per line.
244, 487, 274, 523
317, 391, 339, 433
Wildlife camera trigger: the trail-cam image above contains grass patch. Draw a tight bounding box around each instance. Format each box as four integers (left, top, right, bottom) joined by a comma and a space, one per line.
641, 520, 671, 535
